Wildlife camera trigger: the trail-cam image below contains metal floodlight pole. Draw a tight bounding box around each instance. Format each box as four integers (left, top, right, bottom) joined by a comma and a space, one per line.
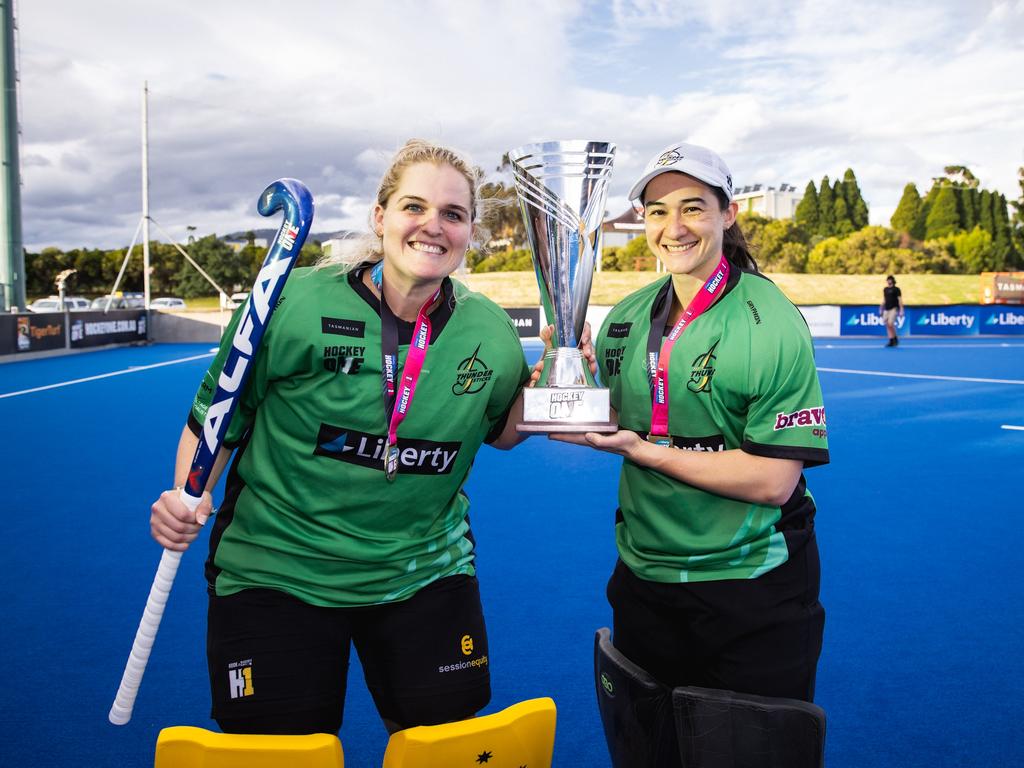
106, 217, 144, 312
0, 0, 24, 311
141, 81, 151, 310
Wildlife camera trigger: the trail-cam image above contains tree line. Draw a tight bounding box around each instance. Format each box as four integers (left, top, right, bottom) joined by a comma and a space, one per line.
599, 166, 1023, 275
24, 165, 1024, 297
24, 233, 323, 300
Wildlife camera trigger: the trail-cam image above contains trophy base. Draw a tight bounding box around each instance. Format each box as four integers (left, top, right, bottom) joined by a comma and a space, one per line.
516, 386, 617, 434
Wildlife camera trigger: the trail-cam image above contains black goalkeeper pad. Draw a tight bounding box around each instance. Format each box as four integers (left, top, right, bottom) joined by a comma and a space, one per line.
672, 686, 826, 768
594, 627, 681, 768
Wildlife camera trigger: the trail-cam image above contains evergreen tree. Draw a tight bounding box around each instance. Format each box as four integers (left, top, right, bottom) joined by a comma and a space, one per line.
833, 197, 854, 236
891, 183, 925, 240
969, 187, 982, 229
841, 169, 869, 229
924, 186, 961, 239
852, 193, 870, 230
832, 179, 850, 233
940, 165, 979, 188
1012, 168, 1024, 262
978, 190, 996, 237
920, 183, 938, 229
794, 181, 820, 235
817, 176, 835, 238
993, 192, 1016, 267
957, 187, 979, 231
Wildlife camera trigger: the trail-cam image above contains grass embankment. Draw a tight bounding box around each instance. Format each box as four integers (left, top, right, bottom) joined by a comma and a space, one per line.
184, 296, 229, 310
181, 273, 982, 310
457, 272, 982, 307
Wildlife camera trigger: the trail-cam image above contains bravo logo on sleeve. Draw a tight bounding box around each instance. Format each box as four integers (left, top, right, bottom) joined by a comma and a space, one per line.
773, 407, 826, 432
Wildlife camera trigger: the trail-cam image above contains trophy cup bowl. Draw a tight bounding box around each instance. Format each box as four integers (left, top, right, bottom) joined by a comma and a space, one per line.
508, 140, 617, 433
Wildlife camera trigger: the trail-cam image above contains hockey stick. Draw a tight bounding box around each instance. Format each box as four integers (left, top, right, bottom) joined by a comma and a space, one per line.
108, 178, 314, 725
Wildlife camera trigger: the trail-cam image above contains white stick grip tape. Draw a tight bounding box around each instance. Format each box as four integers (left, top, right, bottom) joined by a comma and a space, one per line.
107, 547, 182, 724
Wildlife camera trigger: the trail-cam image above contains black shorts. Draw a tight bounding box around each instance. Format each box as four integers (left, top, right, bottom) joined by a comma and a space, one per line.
206, 575, 490, 734
607, 534, 825, 702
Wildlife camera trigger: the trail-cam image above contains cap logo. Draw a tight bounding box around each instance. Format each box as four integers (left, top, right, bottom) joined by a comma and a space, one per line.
656, 149, 682, 167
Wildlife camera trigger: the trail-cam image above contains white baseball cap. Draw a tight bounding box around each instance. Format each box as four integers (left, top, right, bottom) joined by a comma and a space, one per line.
628, 141, 734, 204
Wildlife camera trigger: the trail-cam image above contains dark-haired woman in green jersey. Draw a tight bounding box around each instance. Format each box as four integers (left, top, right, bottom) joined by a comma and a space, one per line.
557, 140, 829, 705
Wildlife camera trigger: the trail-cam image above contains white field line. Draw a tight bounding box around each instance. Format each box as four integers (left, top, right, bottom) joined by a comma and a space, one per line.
817, 367, 1024, 386
0, 352, 216, 399
1001, 425, 1024, 431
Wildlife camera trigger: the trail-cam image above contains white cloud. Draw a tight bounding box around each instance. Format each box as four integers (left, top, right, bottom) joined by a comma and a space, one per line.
13, 0, 1024, 249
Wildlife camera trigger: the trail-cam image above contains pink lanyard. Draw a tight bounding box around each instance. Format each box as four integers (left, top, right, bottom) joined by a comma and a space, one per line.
647, 255, 730, 445
373, 263, 441, 481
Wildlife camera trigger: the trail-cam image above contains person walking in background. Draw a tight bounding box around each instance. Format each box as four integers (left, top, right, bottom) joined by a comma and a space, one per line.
880, 275, 904, 347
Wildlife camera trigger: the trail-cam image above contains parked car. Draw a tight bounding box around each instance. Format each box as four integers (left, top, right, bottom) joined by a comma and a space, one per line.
223, 292, 249, 309
150, 297, 187, 309
28, 297, 62, 312
28, 296, 89, 312
90, 296, 128, 310
122, 292, 146, 308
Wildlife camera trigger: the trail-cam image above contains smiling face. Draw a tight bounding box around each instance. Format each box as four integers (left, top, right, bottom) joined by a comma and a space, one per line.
641, 172, 737, 281
373, 161, 474, 292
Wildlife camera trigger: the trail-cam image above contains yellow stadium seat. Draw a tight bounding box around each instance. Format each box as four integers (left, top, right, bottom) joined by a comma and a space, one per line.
154, 726, 344, 768
382, 698, 556, 768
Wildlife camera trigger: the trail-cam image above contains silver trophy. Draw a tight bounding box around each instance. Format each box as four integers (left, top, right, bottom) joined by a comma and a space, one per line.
509, 140, 617, 433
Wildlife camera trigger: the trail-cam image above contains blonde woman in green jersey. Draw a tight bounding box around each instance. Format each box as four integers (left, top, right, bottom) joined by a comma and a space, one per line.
149, 140, 548, 737
557, 141, 829, 708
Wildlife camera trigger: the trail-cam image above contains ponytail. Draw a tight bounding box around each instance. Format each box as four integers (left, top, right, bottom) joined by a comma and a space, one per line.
711, 187, 759, 273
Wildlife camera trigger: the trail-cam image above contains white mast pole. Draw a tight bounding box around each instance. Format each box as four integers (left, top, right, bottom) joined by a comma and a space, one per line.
141, 81, 151, 308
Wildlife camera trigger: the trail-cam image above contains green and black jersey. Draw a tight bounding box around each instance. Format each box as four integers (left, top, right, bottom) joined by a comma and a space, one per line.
595, 268, 829, 584
189, 266, 530, 607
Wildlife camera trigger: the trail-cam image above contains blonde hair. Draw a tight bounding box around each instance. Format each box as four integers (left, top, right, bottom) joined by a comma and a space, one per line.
317, 139, 492, 274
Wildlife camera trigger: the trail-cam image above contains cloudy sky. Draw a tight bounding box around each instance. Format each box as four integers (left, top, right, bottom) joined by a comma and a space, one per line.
16, 0, 1024, 250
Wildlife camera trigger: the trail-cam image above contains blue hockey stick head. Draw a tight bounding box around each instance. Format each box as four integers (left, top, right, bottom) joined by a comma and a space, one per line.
259, 178, 315, 244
